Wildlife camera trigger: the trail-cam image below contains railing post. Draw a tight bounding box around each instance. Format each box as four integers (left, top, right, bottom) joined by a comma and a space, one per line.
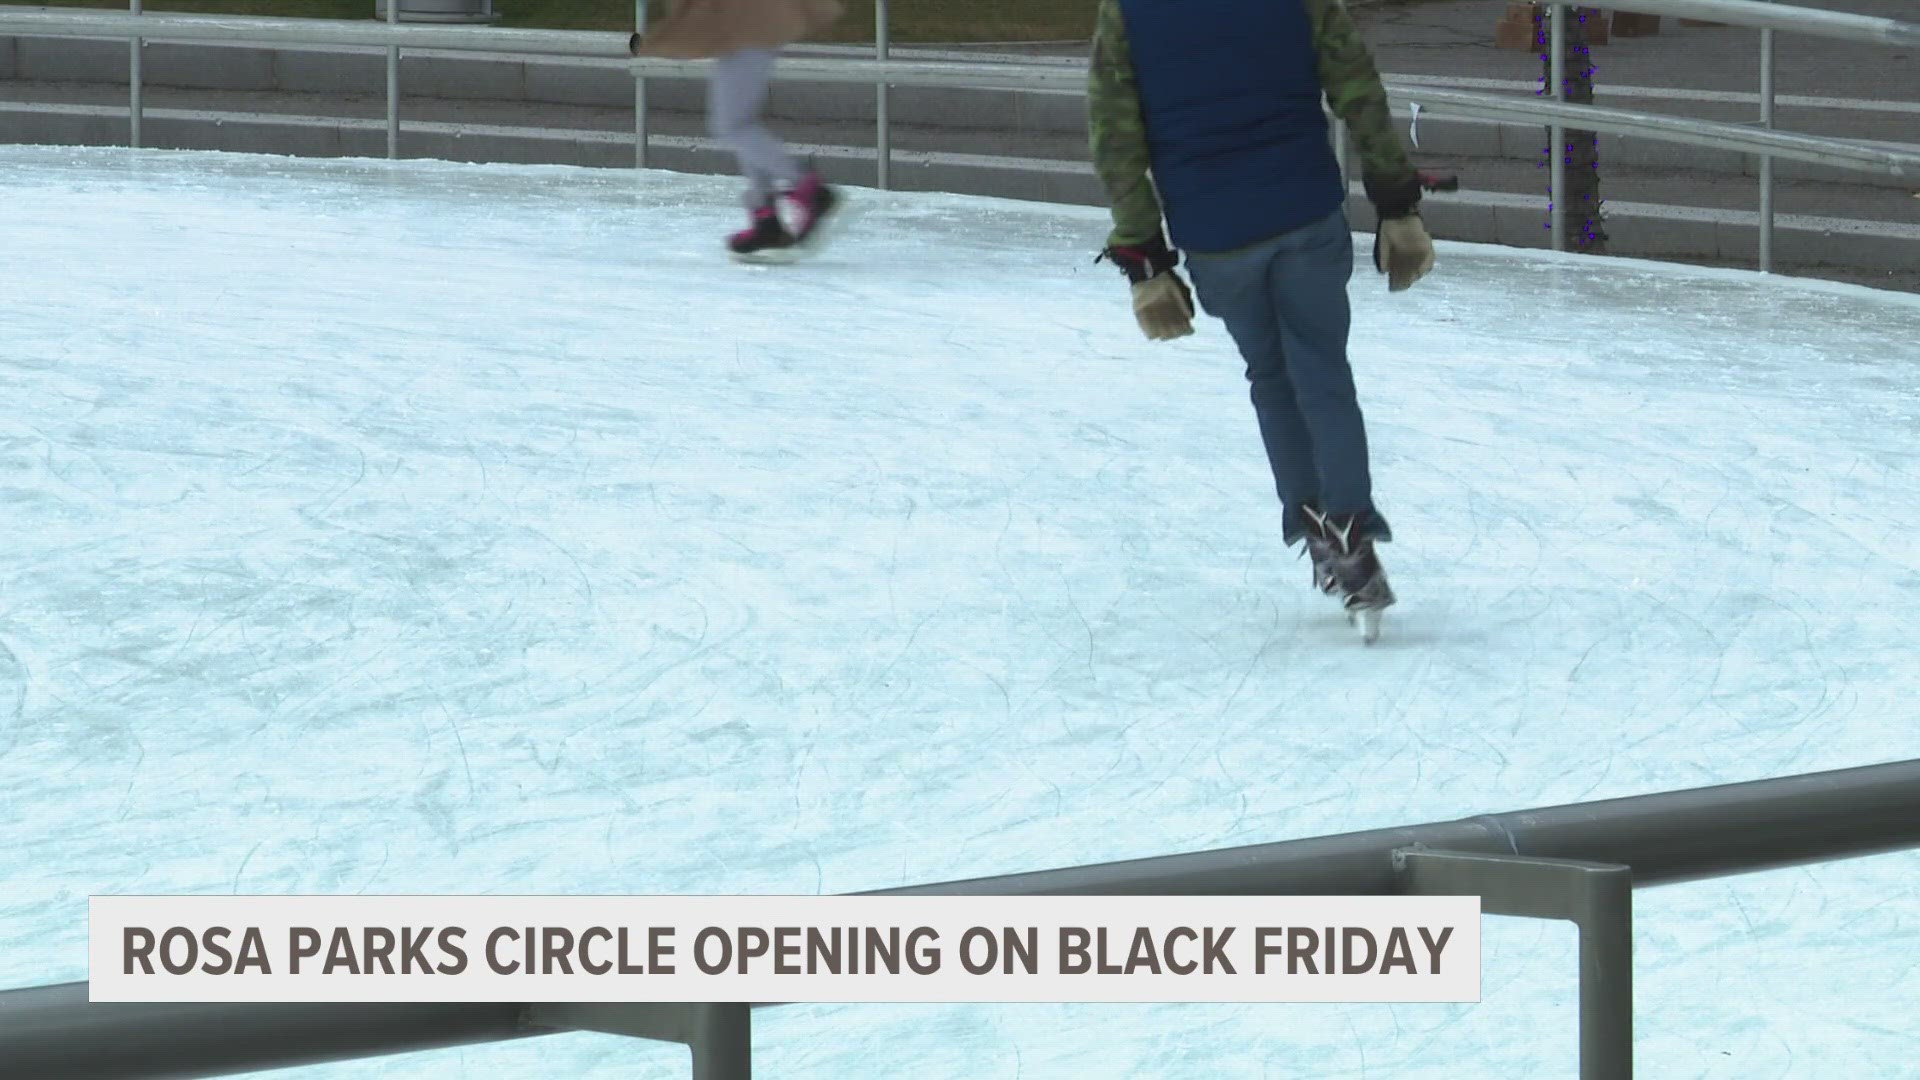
128, 0, 142, 148
690, 1003, 753, 1080
1397, 848, 1634, 1080
1758, 26, 1775, 273
526, 1002, 752, 1080
635, 0, 649, 168
386, 0, 400, 159
875, 0, 890, 189
1572, 857, 1635, 1079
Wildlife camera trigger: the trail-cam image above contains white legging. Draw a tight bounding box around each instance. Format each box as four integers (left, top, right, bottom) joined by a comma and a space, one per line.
708, 48, 804, 209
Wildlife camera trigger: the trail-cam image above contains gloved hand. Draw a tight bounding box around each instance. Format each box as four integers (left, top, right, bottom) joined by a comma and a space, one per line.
1098, 235, 1195, 341
1374, 213, 1435, 292
1365, 173, 1437, 292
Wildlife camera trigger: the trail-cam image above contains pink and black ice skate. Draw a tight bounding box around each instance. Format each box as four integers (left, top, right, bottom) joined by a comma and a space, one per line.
728, 201, 795, 260
775, 169, 844, 250
728, 170, 846, 264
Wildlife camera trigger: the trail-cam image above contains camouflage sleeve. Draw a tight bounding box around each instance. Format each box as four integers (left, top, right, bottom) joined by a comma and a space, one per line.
1086, 0, 1164, 248
1304, 0, 1417, 191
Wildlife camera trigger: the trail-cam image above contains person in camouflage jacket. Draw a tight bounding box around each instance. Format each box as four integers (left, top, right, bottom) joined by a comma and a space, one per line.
1086, 0, 1435, 628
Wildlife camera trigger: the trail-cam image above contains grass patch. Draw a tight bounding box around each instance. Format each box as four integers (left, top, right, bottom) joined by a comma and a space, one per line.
33, 0, 1098, 43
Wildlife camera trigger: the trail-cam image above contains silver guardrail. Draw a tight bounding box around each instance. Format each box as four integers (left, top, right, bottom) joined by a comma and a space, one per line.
2, 758, 1917, 1079
0, 0, 1913, 271
0, 4, 1917, 1075
1604, 0, 1917, 45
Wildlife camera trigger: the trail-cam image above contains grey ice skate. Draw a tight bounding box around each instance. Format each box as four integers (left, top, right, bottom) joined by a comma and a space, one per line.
1302, 505, 1396, 644
1304, 534, 1341, 596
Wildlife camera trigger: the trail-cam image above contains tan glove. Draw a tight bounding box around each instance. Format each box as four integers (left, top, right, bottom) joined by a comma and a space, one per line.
1131, 272, 1195, 341
1100, 237, 1195, 341
1374, 213, 1436, 292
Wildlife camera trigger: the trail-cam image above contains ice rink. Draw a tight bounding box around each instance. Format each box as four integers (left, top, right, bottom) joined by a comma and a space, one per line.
2, 144, 1917, 1077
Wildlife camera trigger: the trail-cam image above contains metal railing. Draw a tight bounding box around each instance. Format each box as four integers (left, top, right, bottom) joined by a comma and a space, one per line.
1, 6, 1918, 1075
3, 758, 1918, 1079
2, 1, 1915, 272
1533, 0, 1916, 264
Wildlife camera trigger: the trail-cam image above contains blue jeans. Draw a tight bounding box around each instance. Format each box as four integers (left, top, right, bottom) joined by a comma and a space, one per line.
1183, 207, 1390, 546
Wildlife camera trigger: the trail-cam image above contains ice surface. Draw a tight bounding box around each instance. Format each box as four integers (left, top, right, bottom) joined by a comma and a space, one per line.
1, 144, 1916, 1078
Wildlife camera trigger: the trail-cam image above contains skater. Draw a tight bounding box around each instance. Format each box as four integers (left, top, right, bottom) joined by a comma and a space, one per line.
631, 0, 846, 258
1086, 0, 1436, 641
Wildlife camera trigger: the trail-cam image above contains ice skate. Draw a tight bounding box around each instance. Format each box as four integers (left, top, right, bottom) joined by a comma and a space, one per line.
1302, 505, 1396, 644
774, 168, 847, 254
728, 199, 797, 263
730, 170, 848, 264
1304, 534, 1342, 597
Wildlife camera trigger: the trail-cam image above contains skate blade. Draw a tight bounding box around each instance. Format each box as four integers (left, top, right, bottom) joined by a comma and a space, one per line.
730, 246, 806, 266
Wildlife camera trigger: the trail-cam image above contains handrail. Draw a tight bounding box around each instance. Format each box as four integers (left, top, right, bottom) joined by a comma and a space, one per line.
0, 1, 1913, 50
1, 9, 1912, 186
1603, 0, 1920, 45
1395, 85, 1920, 177
0, 2, 1916, 1074
0, 8, 628, 54
0, 987, 541, 1079
864, 757, 1920, 897
3, 758, 1917, 1079
620, 58, 1920, 177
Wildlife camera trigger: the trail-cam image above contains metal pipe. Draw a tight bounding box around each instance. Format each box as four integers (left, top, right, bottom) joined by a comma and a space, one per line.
691, 1003, 753, 1080
1550, 3, 1566, 253
870, 757, 1920, 897
635, 73, 649, 169
633, 55, 1088, 90
634, 0, 648, 168
612, 55, 1911, 184
1598, 0, 1918, 45
656, 56, 1920, 181
0, 982, 543, 1079
1, 1, 1911, 52
1759, 26, 1776, 273
1391, 86, 1920, 177
1396, 850, 1637, 1080
875, 0, 890, 190
3, 759, 1914, 1076
77, 20, 1907, 182
1576, 867, 1635, 1080
386, 0, 399, 159
0, 9, 637, 56
128, 0, 142, 149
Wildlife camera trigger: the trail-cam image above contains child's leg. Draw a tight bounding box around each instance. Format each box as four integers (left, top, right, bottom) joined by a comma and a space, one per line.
707, 48, 803, 208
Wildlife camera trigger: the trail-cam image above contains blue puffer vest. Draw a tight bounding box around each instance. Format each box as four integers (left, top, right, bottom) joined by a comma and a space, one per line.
1116, 0, 1345, 254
